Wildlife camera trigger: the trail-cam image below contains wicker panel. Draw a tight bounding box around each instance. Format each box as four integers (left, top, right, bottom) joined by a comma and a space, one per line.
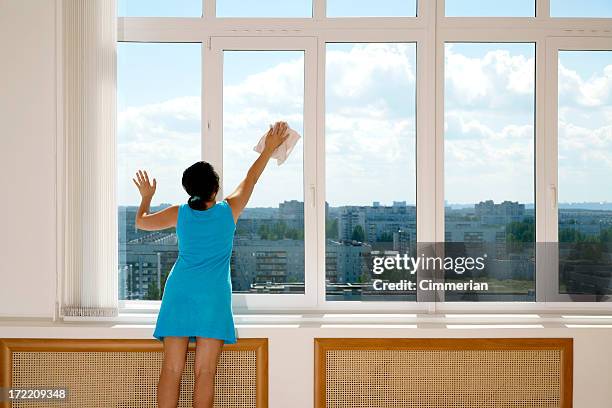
326, 349, 560, 408
316, 338, 572, 408
0, 339, 267, 408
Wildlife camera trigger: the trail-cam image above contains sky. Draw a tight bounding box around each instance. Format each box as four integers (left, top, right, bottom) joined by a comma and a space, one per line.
558, 51, 612, 203
117, 43, 201, 207
118, 0, 418, 17
117, 1, 612, 208
222, 51, 305, 206
325, 43, 416, 207
444, 43, 535, 205
118, 0, 612, 18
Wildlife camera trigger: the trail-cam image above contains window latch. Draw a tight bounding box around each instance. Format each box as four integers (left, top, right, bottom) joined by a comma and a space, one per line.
310, 184, 316, 208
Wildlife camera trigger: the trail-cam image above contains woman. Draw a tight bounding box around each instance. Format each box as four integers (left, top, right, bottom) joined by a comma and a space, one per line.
132, 121, 289, 408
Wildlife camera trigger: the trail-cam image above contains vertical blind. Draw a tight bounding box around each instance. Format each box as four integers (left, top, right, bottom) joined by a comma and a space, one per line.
61, 0, 118, 317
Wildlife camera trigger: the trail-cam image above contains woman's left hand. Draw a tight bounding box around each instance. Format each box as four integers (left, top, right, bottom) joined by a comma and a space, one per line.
133, 170, 157, 199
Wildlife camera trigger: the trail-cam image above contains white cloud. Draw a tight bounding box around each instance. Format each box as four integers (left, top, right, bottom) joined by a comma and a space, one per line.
559, 120, 612, 175
558, 121, 612, 202
556, 58, 612, 201
117, 96, 201, 205
444, 112, 534, 204
445, 111, 533, 141
559, 63, 612, 107
224, 57, 304, 110
323, 44, 417, 206
118, 44, 612, 207
443, 45, 535, 204
445, 45, 534, 110
222, 43, 418, 207
325, 107, 416, 206
119, 96, 200, 133
326, 43, 416, 100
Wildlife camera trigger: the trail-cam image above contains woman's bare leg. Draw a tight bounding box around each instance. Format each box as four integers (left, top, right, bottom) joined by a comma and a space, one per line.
193, 337, 224, 408
157, 336, 189, 408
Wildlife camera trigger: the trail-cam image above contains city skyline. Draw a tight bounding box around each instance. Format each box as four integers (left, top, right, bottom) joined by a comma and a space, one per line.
117, 199, 612, 209
119, 197, 612, 301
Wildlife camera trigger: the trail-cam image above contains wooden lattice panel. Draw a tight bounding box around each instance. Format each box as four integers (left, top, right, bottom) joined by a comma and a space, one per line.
315, 338, 572, 408
0, 338, 267, 408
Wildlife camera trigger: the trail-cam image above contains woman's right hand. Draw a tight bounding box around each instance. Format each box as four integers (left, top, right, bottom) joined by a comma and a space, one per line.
263, 121, 289, 153
133, 169, 157, 199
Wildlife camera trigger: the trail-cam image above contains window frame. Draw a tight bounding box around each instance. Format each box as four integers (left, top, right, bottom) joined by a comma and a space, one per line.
117, 0, 612, 314
317, 30, 433, 312
209, 36, 318, 309
435, 31, 543, 310
541, 36, 612, 303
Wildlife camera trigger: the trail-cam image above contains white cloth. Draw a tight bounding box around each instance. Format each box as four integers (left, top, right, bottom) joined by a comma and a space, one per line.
253, 125, 301, 165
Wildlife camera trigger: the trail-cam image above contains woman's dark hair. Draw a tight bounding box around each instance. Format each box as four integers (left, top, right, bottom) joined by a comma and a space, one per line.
182, 161, 220, 210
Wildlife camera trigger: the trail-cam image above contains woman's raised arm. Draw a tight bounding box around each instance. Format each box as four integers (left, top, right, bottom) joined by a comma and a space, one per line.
225, 121, 289, 223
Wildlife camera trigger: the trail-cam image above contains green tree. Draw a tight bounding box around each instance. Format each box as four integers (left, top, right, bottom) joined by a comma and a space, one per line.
236, 223, 249, 236
144, 281, 160, 300
351, 225, 365, 242
559, 228, 586, 243
326, 218, 338, 239
570, 235, 602, 261
258, 221, 304, 240
379, 232, 393, 242
506, 219, 535, 243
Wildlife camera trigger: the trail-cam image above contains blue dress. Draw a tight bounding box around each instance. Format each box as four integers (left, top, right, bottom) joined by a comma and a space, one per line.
153, 200, 237, 344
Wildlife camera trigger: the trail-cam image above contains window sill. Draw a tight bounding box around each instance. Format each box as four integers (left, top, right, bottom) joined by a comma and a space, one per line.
2, 314, 612, 343
3, 313, 612, 330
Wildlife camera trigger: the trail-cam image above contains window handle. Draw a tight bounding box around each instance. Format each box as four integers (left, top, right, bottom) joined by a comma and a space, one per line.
550, 184, 557, 210
310, 184, 316, 208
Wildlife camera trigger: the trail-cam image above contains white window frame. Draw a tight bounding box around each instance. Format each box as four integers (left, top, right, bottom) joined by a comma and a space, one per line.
434, 32, 541, 311
117, 0, 612, 314
315, 30, 433, 312
433, 0, 612, 313
540, 36, 612, 303
208, 36, 318, 309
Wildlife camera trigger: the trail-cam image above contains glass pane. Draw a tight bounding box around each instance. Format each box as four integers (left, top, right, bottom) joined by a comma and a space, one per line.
117, 43, 201, 300
325, 43, 417, 301
551, 0, 612, 17
444, 43, 535, 301
119, 0, 202, 17
558, 51, 612, 300
217, 0, 312, 17
223, 51, 305, 294
327, 0, 416, 17
445, 0, 534, 17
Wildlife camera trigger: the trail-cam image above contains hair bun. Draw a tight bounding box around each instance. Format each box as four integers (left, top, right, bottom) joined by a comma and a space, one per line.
188, 195, 202, 203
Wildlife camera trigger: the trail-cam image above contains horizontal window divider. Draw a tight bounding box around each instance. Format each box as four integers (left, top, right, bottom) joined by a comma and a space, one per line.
437, 21, 612, 36
117, 17, 612, 35
119, 31, 430, 43
118, 27, 612, 44
118, 17, 428, 28
118, 19, 429, 40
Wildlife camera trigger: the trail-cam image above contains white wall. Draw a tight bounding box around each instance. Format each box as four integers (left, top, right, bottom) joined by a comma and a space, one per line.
1, 324, 612, 407
0, 0, 57, 317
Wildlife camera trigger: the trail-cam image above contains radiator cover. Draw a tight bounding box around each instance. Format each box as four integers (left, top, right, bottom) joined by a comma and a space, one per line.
0, 338, 268, 407
315, 338, 572, 408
